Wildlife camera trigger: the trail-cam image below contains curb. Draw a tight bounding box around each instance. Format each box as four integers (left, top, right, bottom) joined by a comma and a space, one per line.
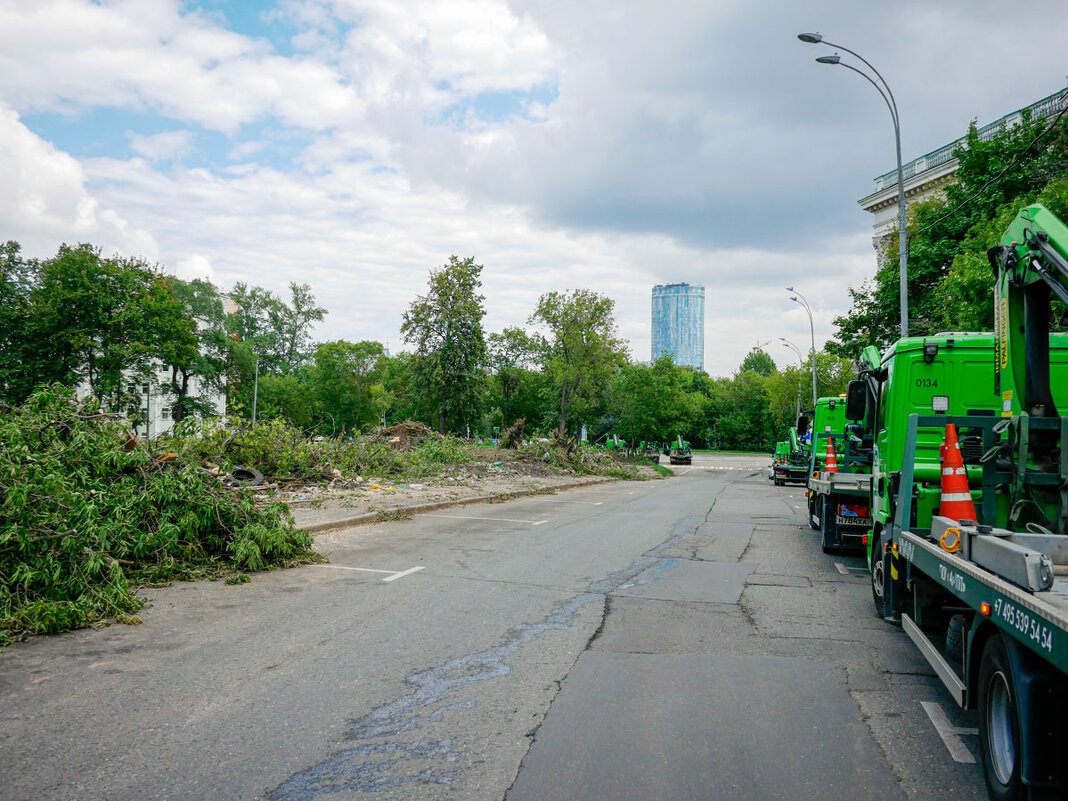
299, 476, 620, 535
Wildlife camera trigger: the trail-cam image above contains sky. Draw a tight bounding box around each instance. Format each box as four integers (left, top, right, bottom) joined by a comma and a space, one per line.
2, 0, 1067, 377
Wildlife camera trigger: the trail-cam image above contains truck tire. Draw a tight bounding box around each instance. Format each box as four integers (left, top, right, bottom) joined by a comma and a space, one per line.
820, 496, 837, 553
773, 477, 782, 487
978, 634, 1024, 801
871, 546, 887, 618
808, 493, 820, 530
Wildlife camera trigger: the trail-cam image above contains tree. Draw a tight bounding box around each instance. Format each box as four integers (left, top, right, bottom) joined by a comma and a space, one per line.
310, 340, 387, 434
0, 241, 38, 403
739, 349, 777, 377
611, 356, 700, 444
254, 371, 315, 430
227, 282, 281, 367
226, 281, 326, 375
486, 327, 541, 428
29, 244, 193, 414
530, 289, 627, 437
159, 278, 230, 423
400, 256, 488, 434
268, 282, 327, 373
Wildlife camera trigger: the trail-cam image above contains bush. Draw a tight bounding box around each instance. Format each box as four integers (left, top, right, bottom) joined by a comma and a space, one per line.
0, 387, 313, 645
163, 417, 472, 481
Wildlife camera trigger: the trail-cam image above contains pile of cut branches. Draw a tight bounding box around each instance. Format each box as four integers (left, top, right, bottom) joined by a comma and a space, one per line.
370, 421, 441, 451
0, 387, 313, 645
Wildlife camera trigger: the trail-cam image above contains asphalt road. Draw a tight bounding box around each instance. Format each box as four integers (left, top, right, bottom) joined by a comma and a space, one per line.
0, 454, 989, 801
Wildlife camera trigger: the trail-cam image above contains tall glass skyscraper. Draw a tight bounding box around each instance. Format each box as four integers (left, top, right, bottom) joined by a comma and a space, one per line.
651, 283, 705, 370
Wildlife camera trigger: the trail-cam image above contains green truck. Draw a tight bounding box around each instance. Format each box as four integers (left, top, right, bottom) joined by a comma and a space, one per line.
772, 419, 810, 486
852, 333, 1004, 614
852, 205, 1068, 801
806, 395, 872, 553
668, 435, 692, 465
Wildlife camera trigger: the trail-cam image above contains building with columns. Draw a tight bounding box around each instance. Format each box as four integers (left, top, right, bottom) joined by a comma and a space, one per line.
858, 89, 1066, 245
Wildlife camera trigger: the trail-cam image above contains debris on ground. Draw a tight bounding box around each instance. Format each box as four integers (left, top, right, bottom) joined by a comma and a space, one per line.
370, 422, 441, 451
501, 418, 525, 449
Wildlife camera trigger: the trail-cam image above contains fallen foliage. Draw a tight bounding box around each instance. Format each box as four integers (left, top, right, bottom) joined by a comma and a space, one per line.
370, 422, 441, 451
0, 388, 313, 645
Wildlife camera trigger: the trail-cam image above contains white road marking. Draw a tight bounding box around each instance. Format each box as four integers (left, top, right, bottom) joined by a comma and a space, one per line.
537, 499, 603, 506
834, 562, 870, 576
309, 564, 426, 582
678, 468, 694, 475
426, 513, 548, 525
383, 566, 426, 583
921, 701, 978, 763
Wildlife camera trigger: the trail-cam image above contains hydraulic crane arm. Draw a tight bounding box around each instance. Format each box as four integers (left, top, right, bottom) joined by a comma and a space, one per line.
987, 204, 1068, 418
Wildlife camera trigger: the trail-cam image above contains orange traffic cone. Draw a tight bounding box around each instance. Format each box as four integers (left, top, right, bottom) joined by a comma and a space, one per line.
940, 423, 976, 522
825, 438, 838, 473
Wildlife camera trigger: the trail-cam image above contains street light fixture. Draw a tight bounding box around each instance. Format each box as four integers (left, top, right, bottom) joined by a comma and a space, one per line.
798, 33, 909, 338
786, 287, 818, 408
780, 338, 804, 415
252, 356, 259, 426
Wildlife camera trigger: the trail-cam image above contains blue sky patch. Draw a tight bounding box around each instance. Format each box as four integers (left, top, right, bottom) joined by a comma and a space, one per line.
183, 0, 300, 56
437, 84, 559, 128
22, 107, 318, 176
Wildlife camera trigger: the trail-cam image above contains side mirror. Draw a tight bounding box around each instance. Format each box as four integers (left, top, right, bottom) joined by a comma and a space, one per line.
845, 380, 866, 421
795, 414, 810, 437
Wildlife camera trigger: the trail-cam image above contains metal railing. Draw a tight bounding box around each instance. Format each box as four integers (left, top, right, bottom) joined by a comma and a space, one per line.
873, 90, 1067, 192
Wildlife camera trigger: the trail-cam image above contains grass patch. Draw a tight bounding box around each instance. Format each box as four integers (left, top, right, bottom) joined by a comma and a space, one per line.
375, 509, 412, 522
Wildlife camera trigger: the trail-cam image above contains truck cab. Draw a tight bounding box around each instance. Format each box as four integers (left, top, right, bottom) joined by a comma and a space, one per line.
854, 334, 1003, 604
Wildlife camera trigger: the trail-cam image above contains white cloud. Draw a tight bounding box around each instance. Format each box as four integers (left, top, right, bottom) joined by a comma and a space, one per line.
0, 103, 157, 259
128, 130, 195, 161
174, 253, 216, 282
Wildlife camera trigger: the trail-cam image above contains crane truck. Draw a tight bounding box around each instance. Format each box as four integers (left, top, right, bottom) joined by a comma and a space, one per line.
853, 204, 1068, 801
806, 395, 872, 553
772, 417, 810, 486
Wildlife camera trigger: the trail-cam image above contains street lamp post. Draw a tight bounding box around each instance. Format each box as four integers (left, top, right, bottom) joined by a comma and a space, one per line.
252, 356, 259, 426
798, 33, 908, 338
779, 338, 804, 415
786, 287, 818, 408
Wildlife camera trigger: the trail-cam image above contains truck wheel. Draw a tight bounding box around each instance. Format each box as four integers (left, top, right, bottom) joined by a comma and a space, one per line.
808, 494, 820, 530
820, 496, 836, 553
871, 547, 887, 618
978, 634, 1024, 801
773, 477, 782, 486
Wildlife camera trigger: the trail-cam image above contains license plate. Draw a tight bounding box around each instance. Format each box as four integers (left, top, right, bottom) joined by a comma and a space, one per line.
837, 516, 872, 527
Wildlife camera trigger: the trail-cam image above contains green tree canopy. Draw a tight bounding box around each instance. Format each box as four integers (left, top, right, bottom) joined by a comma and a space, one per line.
611, 356, 701, 444
486, 326, 542, 428
401, 256, 488, 434
310, 339, 387, 434
159, 277, 229, 423
530, 289, 627, 437
21, 244, 193, 415
740, 349, 777, 376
